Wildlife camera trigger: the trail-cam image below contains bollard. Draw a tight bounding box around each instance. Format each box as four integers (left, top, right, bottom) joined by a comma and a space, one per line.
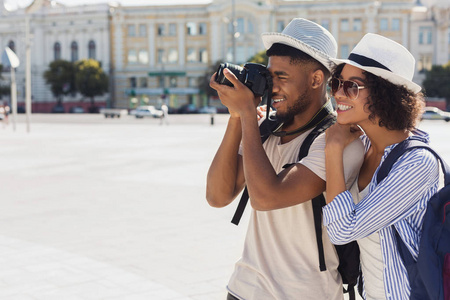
210, 113, 215, 125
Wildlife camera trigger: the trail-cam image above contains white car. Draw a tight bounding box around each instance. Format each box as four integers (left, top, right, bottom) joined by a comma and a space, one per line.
421, 107, 450, 122
134, 106, 163, 118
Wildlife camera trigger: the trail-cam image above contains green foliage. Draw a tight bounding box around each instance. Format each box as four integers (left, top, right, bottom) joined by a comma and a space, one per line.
199, 60, 221, 98
422, 63, 450, 102
0, 64, 10, 99
248, 50, 268, 66
75, 59, 108, 105
43, 60, 76, 105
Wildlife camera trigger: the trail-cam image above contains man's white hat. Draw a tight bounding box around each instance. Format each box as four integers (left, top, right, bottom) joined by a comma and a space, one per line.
330, 33, 421, 93
261, 18, 337, 71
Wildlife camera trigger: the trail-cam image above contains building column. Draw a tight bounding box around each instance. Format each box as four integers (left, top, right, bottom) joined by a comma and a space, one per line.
177, 21, 185, 66
148, 21, 155, 67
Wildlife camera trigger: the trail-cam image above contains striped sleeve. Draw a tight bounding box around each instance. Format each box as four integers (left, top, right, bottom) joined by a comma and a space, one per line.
323, 148, 439, 245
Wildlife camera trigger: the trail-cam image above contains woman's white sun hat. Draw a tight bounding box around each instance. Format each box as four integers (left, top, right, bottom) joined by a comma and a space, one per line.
261, 18, 337, 71
330, 33, 421, 93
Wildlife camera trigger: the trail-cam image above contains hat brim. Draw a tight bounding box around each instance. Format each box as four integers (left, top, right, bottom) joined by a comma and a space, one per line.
330, 57, 421, 93
262, 32, 333, 71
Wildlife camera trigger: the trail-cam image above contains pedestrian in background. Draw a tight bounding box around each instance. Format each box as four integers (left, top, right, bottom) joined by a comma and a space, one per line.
160, 103, 169, 125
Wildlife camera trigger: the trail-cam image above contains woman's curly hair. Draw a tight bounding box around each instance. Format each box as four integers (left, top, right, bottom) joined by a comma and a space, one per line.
332, 64, 424, 130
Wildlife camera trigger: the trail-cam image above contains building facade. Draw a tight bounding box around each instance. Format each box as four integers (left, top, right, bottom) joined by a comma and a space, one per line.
0, 0, 449, 112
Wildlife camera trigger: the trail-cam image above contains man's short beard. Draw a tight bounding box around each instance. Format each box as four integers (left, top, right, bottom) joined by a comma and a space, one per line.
275, 90, 312, 126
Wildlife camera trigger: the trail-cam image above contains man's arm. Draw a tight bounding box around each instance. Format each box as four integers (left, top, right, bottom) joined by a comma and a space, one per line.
210, 69, 326, 211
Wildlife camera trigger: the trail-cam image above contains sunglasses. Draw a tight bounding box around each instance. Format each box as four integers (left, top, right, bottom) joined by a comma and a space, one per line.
329, 78, 366, 100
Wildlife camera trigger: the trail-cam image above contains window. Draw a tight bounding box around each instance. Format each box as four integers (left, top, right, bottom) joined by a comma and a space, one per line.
340, 44, 349, 59
168, 48, 178, 63
187, 48, 196, 62
169, 76, 177, 87
139, 24, 147, 37
138, 50, 148, 64
340, 19, 349, 32
139, 77, 147, 88
236, 46, 245, 64
237, 18, 244, 34
128, 25, 136, 37
157, 49, 165, 63
380, 18, 388, 31
199, 22, 207, 35
130, 77, 137, 88
71, 41, 78, 62
199, 48, 208, 63
418, 54, 432, 72
169, 23, 176, 36
188, 77, 197, 87
392, 18, 400, 31
157, 24, 165, 36
158, 76, 164, 88
419, 27, 433, 45
321, 19, 330, 31
54, 42, 61, 60
128, 49, 137, 64
353, 19, 362, 31
277, 21, 285, 32
88, 40, 96, 60
187, 22, 197, 35
248, 20, 254, 33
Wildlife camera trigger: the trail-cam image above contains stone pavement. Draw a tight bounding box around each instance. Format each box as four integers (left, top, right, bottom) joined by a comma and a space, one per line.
1, 114, 449, 300
0, 114, 247, 300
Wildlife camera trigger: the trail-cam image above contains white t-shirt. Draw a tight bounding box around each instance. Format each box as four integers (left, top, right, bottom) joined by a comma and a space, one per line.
228, 130, 365, 300
350, 180, 386, 300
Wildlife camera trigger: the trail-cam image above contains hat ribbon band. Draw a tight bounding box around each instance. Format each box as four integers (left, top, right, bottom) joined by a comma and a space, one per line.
348, 53, 391, 72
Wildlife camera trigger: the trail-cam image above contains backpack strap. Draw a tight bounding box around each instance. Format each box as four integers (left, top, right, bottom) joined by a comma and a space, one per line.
375, 139, 450, 268
231, 116, 280, 225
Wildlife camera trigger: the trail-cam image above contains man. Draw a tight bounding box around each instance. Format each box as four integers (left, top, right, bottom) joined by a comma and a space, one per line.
206, 18, 364, 300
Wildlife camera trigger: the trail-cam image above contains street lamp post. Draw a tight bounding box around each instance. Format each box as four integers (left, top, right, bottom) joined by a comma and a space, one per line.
25, 15, 31, 133
231, 0, 236, 64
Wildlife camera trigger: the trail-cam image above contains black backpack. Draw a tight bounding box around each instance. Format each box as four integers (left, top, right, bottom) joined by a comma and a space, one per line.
376, 139, 450, 300
231, 109, 361, 300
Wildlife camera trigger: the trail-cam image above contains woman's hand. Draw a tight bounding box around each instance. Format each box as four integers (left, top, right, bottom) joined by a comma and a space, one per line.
325, 123, 363, 152
209, 69, 261, 119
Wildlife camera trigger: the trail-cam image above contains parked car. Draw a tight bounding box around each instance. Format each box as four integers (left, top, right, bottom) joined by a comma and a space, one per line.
134, 106, 163, 118
421, 107, 450, 122
51, 105, 65, 113
69, 106, 85, 113
177, 104, 198, 114
198, 106, 218, 114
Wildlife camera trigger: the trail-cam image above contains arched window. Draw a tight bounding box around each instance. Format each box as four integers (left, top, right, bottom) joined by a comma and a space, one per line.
88, 40, 96, 59
8, 40, 15, 53
54, 42, 61, 60
71, 41, 78, 62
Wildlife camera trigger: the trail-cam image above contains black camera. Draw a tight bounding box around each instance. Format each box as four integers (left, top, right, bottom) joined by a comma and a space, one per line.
215, 62, 268, 97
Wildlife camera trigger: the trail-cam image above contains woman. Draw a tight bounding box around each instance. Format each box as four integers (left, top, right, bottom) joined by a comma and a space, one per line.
322, 33, 440, 300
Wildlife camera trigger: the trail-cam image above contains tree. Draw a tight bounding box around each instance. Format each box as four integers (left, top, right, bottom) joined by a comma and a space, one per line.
198, 60, 221, 99
422, 63, 450, 106
248, 50, 269, 66
43, 60, 76, 106
75, 59, 108, 112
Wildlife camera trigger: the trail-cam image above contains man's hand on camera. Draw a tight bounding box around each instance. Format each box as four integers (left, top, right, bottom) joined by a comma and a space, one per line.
209, 68, 261, 118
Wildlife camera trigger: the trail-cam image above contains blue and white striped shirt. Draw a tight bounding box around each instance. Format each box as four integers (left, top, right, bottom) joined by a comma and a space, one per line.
323, 129, 440, 300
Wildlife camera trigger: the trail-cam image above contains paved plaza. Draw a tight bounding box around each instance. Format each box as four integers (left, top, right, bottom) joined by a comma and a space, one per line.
1, 114, 449, 300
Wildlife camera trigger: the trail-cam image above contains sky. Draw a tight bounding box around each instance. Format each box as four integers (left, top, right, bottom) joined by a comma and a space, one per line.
6, 0, 212, 10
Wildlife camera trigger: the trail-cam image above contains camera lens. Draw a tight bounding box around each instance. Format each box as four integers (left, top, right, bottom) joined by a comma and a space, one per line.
215, 63, 245, 87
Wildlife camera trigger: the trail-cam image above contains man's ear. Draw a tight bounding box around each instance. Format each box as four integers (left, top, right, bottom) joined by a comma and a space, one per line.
311, 69, 325, 89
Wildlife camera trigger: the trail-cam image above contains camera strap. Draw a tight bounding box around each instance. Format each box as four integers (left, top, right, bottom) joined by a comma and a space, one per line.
231, 100, 336, 226
271, 100, 335, 137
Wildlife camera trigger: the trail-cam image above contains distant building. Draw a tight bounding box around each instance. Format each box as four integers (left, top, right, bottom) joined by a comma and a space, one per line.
0, 0, 110, 112
0, 0, 449, 112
